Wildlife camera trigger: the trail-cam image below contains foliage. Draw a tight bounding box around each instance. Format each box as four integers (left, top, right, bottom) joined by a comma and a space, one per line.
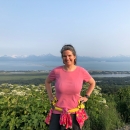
0, 83, 125, 130
0, 83, 50, 130
81, 84, 123, 130
115, 86, 130, 123
0, 72, 48, 85
95, 77, 130, 94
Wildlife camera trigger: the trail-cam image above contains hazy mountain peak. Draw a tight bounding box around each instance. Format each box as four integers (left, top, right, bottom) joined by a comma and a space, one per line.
45, 53, 54, 56
0, 54, 130, 62
11, 55, 28, 58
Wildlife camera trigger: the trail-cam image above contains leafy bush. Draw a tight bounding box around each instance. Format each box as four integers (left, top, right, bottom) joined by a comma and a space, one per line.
115, 86, 130, 123
0, 84, 50, 130
82, 84, 123, 130
0, 83, 124, 130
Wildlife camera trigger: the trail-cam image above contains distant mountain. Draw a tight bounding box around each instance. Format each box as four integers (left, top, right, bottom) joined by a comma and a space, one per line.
0, 54, 60, 62
0, 54, 130, 62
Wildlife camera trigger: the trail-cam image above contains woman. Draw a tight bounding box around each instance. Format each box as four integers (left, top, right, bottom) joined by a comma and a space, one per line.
45, 44, 95, 130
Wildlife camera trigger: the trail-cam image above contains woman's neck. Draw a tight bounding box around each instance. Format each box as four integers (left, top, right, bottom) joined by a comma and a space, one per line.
63, 65, 76, 71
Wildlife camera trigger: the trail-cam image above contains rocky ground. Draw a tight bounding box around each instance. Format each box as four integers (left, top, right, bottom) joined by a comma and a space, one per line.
116, 124, 130, 130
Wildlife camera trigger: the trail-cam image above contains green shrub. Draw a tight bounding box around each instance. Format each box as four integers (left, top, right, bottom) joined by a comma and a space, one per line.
0, 83, 124, 130
0, 84, 50, 130
115, 86, 130, 123
82, 84, 123, 130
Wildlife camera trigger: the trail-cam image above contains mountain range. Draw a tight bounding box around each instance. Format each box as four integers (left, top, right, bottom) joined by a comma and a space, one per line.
0, 54, 130, 62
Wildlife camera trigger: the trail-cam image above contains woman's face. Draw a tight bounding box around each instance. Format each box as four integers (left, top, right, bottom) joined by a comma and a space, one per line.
62, 50, 76, 66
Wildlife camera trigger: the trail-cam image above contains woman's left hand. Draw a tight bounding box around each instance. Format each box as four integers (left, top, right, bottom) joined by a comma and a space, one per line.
80, 96, 88, 104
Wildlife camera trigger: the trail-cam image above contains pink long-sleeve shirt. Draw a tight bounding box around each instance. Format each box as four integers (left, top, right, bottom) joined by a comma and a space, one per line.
48, 66, 92, 114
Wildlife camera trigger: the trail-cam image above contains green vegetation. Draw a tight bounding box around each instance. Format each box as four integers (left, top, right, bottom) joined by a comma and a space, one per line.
81, 84, 123, 130
95, 77, 130, 94
0, 71, 48, 80
0, 84, 49, 130
115, 87, 130, 123
0, 72, 130, 129
0, 71, 48, 85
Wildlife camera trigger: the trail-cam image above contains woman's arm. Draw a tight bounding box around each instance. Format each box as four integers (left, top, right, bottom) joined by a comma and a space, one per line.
85, 77, 96, 96
80, 77, 96, 103
45, 77, 54, 102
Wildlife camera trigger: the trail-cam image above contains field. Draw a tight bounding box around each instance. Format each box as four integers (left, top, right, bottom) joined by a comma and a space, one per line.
0, 71, 49, 86
0, 71, 48, 81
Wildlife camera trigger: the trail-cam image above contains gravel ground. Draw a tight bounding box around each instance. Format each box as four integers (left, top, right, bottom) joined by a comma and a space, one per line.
116, 125, 130, 130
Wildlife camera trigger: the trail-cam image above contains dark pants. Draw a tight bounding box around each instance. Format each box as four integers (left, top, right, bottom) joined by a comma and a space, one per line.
49, 113, 81, 130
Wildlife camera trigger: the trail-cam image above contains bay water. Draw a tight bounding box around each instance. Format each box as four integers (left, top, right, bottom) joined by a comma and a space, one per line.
0, 61, 130, 71
0, 61, 130, 77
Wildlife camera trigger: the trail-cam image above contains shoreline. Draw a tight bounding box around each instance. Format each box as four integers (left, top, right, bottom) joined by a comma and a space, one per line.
0, 70, 130, 74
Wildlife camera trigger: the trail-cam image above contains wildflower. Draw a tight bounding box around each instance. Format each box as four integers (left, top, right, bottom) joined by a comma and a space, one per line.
16, 91, 26, 96
26, 88, 31, 91
96, 86, 102, 90
98, 98, 106, 104
0, 92, 5, 96
93, 89, 100, 95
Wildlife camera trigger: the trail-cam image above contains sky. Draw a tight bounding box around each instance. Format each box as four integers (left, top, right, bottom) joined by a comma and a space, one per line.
0, 0, 130, 57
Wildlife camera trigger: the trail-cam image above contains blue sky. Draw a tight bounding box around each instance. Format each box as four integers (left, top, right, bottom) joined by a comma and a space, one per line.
0, 0, 130, 57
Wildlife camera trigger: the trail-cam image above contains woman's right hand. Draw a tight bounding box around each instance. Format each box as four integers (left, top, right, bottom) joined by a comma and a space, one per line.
50, 96, 57, 109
